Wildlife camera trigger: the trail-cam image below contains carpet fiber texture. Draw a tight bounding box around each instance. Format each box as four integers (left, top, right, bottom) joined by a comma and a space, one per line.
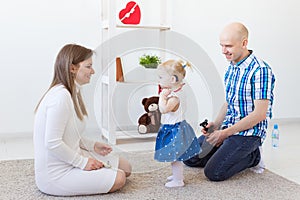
1, 153, 300, 200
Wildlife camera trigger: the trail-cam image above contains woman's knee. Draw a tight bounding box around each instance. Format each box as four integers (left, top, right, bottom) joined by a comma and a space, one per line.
118, 157, 132, 177
108, 170, 126, 193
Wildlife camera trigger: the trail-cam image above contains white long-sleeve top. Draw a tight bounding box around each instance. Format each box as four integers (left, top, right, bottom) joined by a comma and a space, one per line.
33, 84, 94, 184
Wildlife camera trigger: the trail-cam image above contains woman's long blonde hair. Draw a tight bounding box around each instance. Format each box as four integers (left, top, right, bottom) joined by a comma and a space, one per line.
35, 44, 93, 120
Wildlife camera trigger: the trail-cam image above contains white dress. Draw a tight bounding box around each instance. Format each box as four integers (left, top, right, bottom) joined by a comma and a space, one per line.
33, 85, 118, 196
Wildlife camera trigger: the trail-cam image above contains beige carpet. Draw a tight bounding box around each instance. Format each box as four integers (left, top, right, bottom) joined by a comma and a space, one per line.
1, 152, 300, 200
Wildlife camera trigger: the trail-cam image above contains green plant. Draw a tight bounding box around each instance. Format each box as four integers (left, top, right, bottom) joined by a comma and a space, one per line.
139, 54, 161, 68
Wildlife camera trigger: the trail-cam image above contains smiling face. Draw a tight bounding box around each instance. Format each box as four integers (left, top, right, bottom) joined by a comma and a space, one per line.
219, 22, 249, 64
74, 57, 94, 85
220, 37, 244, 64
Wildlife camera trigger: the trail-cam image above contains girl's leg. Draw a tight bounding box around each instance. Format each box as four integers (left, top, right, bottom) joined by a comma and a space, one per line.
165, 161, 184, 188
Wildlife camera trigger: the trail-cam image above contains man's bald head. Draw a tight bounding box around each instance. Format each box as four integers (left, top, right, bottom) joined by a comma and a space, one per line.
219, 22, 250, 64
220, 22, 249, 42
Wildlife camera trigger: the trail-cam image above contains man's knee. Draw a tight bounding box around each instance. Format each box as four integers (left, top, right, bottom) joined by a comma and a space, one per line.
204, 166, 226, 182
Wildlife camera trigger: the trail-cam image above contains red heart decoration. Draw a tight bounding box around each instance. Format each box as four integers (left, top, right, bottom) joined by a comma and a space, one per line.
119, 1, 141, 25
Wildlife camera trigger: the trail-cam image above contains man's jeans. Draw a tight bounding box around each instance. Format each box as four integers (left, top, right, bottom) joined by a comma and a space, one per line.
183, 135, 261, 181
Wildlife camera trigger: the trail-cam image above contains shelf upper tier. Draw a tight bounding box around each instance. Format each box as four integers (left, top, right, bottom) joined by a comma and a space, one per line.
101, 20, 170, 30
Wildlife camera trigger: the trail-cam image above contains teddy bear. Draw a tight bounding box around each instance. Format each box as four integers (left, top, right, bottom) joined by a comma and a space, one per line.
138, 96, 161, 134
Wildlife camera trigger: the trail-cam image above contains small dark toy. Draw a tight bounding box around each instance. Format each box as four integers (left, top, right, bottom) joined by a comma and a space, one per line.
138, 96, 161, 134
200, 119, 214, 134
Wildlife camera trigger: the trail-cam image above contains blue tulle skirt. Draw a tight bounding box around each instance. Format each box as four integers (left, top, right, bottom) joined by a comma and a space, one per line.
154, 120, 201, 162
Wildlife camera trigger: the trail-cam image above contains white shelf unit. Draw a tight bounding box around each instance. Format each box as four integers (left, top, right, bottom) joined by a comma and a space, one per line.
100, 0, 170, 144
100, 73, 159, 144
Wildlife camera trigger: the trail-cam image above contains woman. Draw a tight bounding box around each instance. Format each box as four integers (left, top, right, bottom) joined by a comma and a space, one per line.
34, 44, 131, 196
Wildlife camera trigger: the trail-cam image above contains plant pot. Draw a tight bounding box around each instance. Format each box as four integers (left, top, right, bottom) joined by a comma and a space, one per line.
142, 63, 158, 69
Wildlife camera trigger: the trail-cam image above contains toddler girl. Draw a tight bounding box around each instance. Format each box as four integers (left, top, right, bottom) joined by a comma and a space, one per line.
154, 59, 201, 188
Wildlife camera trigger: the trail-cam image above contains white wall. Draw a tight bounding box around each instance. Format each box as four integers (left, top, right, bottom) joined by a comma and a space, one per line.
171, 0, 300, 119
0, 0, 299, 136
0, 0, 101, 135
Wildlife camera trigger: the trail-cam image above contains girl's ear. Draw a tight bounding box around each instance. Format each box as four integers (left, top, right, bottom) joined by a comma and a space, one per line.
171, 75, 178, 83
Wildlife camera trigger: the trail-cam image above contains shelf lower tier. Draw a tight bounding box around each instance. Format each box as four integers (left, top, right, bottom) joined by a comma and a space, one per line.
102, 128, 157, 144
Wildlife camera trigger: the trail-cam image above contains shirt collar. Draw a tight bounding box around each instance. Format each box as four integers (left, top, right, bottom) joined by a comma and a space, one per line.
231, 50, 253, 68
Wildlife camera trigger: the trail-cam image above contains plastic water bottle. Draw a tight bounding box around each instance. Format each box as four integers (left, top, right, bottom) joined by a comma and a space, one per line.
271, 124, 279, 147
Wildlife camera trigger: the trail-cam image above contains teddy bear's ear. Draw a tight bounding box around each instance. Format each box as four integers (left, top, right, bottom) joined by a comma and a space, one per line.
142, 98, 148, 105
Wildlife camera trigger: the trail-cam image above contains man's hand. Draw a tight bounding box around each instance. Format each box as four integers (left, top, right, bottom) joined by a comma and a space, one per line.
206, 130, 227, 147
94, 142, 112, 156
84, 158, 104, 171
201, 121, 216, 135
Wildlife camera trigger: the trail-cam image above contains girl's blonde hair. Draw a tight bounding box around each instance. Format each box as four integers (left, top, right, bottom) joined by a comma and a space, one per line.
35, 44, 93, 120
158, 59, 191, 82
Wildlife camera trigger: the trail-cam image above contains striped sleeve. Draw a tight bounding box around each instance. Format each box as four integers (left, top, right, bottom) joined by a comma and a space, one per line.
252, 65, 273, 100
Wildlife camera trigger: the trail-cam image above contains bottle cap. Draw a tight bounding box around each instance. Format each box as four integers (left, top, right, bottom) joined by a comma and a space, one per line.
274, 124, 278, 129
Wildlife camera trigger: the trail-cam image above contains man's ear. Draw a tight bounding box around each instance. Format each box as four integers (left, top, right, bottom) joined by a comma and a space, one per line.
171, 75, 178, 83
242, 39, 248, 48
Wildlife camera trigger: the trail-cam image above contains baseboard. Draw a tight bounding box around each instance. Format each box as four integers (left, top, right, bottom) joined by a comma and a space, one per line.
270, 117, 300, 124
0, 132, 33, 139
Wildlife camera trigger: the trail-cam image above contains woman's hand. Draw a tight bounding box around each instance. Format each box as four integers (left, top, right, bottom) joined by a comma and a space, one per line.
84, 158, 104, 171
94, 142, 112, 156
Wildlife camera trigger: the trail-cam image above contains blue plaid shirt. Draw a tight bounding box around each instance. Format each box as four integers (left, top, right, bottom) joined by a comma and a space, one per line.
223, 51, 275, 141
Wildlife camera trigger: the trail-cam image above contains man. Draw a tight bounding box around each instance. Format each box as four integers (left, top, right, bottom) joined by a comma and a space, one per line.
184, 22, 275, 181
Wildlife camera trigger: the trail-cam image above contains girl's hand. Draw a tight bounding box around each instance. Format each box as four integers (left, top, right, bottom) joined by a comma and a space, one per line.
84, 158, 104, 171
161, 88, 171, 97
94, 142, 112, 156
